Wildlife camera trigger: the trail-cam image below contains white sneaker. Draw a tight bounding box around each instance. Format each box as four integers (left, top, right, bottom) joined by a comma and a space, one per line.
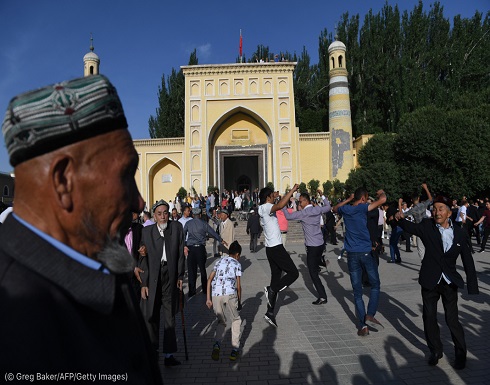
337, 255, 342, 260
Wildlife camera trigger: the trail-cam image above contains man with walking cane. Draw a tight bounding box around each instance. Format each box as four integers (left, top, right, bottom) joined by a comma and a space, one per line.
139, 200, 185, 366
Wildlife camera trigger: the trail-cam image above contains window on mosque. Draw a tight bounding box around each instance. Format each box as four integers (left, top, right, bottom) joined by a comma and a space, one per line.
339, 56, 343, 68
331, 57, 335, 69
90, 66, 94, 75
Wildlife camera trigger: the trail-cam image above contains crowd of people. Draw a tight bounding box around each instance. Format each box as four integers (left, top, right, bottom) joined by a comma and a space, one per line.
129, 181, 487, 371
0, 74, 487, 381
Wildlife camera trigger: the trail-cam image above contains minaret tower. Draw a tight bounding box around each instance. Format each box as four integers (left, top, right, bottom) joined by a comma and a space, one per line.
328, 31, 353, 182
83, 34, 100, 76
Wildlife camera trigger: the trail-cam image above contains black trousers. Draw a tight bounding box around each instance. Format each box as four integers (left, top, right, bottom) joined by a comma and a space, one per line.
265, 244, 299, 310
148, 263, 177, 353
306, 245, 327, 299
467, 220, 481, 245
250, 233, 259, 252
403, 231, 412, 251
187, 245, 207, 296
421, 280, 466, 357
325, 223, 337, 244
481, 226, 490, 251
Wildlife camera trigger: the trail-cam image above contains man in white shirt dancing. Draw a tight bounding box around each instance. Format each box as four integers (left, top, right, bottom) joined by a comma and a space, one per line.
258, 184, 300, 327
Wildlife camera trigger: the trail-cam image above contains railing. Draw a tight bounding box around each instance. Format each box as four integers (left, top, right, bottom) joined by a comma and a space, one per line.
298, 132, 330, 141
133, 138, 185, 147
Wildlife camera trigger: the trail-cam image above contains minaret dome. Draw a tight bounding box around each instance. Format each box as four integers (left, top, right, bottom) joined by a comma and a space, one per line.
83, 34, 100, 76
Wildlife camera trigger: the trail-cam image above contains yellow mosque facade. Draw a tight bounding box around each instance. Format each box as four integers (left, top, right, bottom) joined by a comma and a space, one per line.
125, 39, 370, 205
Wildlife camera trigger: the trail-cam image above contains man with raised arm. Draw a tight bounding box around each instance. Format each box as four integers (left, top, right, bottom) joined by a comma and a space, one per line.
259, 184, 300, 327
282, 190, 332, 305
398, 183, 433, 260
395, 195, 478, 369
333, 188, 387, 337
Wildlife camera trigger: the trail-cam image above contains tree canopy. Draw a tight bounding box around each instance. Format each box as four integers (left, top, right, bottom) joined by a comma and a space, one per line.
345, 104, 490, 199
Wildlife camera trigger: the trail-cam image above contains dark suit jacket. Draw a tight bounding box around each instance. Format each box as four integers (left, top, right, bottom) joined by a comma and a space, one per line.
397, 218, 479, 294
0, 215, 162, 384
246, 213, 262, 234
130, 222, 143, 259
139, 221, 185, 319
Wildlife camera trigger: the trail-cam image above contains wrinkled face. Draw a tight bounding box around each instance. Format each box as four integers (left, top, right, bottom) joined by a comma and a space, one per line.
298, 196, 310, 209
432, 203, 452, 226
154, 205, 169, 225
79, 130, 144, 251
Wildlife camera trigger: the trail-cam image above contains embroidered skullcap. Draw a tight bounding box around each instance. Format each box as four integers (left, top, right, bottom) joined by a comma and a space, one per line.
191, 208, 201, 215
2, 74, 127, 167
152, 200, 169, 214
433, 195, 452, 210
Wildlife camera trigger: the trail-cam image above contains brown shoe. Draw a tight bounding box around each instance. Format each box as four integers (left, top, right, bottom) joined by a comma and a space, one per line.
357, 326, 369, 336
365, 315, 384, 329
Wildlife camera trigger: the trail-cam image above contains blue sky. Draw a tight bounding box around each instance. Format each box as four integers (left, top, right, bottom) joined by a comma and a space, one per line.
0, 0, 487, 172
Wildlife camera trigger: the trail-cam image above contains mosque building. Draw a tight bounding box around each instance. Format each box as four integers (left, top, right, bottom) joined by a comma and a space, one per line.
84, 36, 370, 205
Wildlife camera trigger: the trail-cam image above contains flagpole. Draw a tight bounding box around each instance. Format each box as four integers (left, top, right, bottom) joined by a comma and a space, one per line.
239, 29, 243, 63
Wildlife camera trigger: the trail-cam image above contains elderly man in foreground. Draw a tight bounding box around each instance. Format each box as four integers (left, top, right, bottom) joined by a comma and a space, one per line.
0, 75, 162, 384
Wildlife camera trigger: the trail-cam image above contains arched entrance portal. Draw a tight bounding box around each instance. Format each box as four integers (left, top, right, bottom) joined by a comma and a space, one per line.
209, 108, 271, 193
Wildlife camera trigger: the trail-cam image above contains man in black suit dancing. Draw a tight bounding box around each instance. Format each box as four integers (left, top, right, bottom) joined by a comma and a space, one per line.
395, 195, 479, 369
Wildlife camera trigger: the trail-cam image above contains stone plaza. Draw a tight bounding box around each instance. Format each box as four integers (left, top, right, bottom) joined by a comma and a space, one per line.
160, 222, 489, 385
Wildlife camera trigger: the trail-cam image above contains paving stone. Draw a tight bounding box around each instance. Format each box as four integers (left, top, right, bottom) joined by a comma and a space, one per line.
157, 233, 489, 384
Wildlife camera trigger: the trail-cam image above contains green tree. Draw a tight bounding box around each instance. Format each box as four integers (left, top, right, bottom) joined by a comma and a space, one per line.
345, 133, 400, 198
207, 185, 218, 194
148, 50, 198, 138
395, 104, 490, 197
266, 182, 275, 191
348, 104, 490, 199
322, 180, 333, 197
298, 182, 308, 194
177, 187, 188, 200
307, 179, 320, 196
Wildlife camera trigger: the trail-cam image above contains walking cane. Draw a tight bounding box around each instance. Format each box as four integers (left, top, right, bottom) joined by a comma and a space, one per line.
179, 288, 189, 361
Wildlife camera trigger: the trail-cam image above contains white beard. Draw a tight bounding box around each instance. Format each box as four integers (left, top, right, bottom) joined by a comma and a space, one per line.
157, 222, 168, 232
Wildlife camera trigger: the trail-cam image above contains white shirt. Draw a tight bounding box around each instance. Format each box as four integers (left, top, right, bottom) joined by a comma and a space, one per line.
0, 207, 13, 223
456, 205, 466, 222
258, 202, 282, 247
178, 216, 193, 227
211, 256, 242, 296
378, 208, 384, 226
157, 225, 167, 262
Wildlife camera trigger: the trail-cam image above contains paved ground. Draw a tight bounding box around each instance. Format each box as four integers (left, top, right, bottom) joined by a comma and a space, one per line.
159, 235, 490, 385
